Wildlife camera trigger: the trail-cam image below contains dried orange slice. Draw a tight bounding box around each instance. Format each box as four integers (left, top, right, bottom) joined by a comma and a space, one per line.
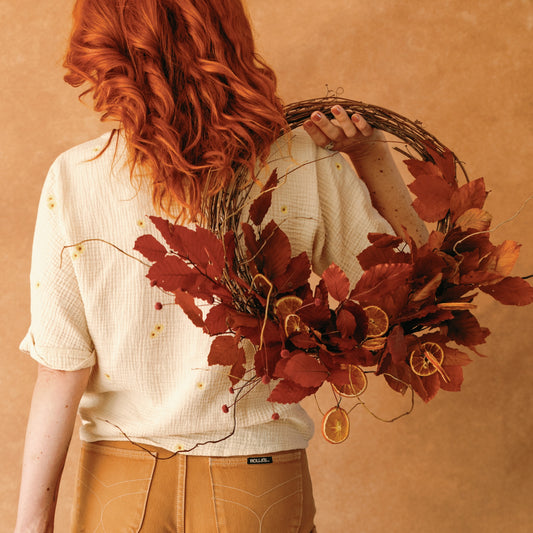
274, 296, 303, 321
409, 342, 444, 377
364, 306, 389, 338
436, 302, 477, 310
284, 313, 302, 336
321, 406, 350, 444
362, 337, 387, 351
332, 364, 367, 398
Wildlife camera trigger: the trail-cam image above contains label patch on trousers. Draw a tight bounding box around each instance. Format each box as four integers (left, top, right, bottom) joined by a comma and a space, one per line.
247, 456, 273, 465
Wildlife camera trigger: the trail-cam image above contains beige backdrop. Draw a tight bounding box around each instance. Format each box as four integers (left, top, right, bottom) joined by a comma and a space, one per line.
2, 1, 532, 531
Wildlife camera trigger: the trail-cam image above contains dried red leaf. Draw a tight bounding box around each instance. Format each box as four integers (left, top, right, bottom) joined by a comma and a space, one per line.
343, 346, 377, 367
242, 222, 259, 256
204, 304, 232, 335
147, 255, 192, 292
357, 243, 411, 271
406, 159, 455, 222
267, 379, 319, 404
450, 178, 488, 222
254, 341, 283, 378
419, 372, 441, 403
322, 263, 350, 301
273, 252, 311, 293
418, 231, 446, 257
208, 335, 245, 367
149, 216, 180, 250
460, 271, 503, 285
134, 234, 168, 262
442, 346, 472, 366
336, 308, 356, 338
411, 272, 443, 303
259, 221, 292, 279
445, 310, 490, 348
249, 169, 278, 226
480, 240, 521, 278
439, 365, 464, 391
386, 325, 408, 365
423, 143, 457, 187
174, 290, 205, 329
455, 208, 492, 232
282, 351, 328, 388
367, 233, 405, 248
351, 263, 413, 317
480, 276, 533, 306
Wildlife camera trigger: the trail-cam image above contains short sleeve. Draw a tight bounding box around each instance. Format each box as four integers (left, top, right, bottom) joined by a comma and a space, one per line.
19, 161, 96, 370
312, 150, 394, 283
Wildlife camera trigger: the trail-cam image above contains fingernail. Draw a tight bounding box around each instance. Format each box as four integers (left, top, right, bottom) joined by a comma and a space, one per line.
312, 112, 322, 121
303, 120, 313, 129
352, 114, 360, 122
332, 105, 341, 115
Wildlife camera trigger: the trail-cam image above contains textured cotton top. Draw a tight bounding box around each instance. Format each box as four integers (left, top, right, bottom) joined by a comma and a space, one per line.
20, 128, 393, 455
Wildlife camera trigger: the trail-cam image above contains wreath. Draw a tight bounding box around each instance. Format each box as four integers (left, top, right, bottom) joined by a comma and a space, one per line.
133, 97, 533, 444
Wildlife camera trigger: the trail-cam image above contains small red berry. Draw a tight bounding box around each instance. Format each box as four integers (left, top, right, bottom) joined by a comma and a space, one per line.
229, 387, 235, 394
155, 302, 163, 310
314, 298, 321, 307
262, 375, 271, 385
281, 349, 290, 359
271, 412, 280, 420
222, 404, 229, 413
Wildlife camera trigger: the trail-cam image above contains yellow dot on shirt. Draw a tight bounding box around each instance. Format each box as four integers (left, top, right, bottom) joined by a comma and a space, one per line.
137, 219, 146, 228
35, 281, 41, 289
280, 205, 288, 214
72, 244, 85, 260
196, 382, 205, 390
105, 373, 111, 379
335, 162, 342, 170
176, 444, 185, 452
47, 195, 56, 210
150, 324, 164, 338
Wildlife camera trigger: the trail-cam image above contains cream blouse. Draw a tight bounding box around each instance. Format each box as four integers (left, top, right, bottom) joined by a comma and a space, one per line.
20, 128, 393, 455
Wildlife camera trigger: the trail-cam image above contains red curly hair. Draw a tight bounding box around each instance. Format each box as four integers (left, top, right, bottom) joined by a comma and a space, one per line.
64, 0, 287, 220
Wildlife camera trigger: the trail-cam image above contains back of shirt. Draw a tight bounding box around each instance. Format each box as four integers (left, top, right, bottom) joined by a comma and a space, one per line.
20, 127, 393, 455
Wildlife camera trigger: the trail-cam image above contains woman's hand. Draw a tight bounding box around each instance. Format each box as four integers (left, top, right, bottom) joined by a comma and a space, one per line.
304, 104, 428, 247
303, 105, 385, 160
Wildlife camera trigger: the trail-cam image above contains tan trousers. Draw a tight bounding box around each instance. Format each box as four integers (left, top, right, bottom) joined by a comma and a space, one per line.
71, 440, 317, 532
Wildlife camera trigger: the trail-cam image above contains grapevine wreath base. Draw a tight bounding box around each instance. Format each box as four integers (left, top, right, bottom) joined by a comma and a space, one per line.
75, 97, 533, 446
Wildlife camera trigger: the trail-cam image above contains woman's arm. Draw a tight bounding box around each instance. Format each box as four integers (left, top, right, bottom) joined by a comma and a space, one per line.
15, 364, 91, 533
303, 106, 428, 247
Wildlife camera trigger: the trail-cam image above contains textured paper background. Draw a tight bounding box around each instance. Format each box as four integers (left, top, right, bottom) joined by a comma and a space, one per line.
1, 1, 532, 531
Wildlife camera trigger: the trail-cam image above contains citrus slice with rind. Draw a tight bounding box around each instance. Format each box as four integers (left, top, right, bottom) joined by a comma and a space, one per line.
321, 406, 350, 444
364, 306, 389, 338
409, 342, 445, 377
274, 296, 303, 321
332, 364, 367, 398
436, 302, 477, 310
362, 337, 387, 351
284, 313, 302, 336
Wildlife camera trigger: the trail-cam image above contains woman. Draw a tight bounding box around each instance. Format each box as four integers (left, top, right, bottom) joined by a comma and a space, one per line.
15, 0, 426, 531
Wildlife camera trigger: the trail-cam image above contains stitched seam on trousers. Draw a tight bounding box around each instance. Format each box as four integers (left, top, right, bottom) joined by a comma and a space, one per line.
137, 454, 157, 533
80, 464, 152, 488
212, 475, 302, 498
